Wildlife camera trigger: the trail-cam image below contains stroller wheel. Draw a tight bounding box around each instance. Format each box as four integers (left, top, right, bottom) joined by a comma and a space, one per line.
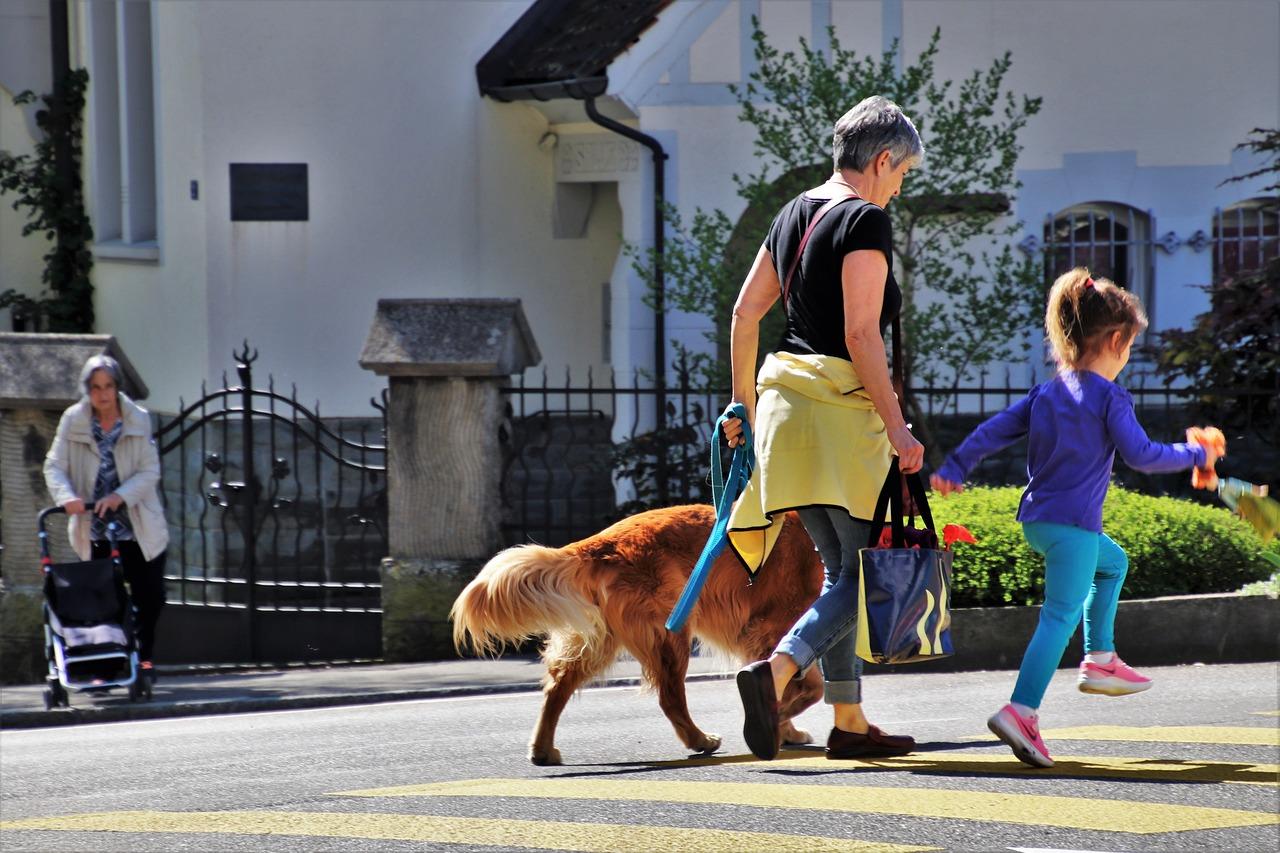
47, 682, 68, 709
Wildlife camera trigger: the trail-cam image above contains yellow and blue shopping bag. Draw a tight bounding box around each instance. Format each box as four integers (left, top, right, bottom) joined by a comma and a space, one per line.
855, 458, 955, 664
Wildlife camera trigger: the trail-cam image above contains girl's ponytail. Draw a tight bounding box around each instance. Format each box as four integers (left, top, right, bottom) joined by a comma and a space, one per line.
1045, 267, 1148, 369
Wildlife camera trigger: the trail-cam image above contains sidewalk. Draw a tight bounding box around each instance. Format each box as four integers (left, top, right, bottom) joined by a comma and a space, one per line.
0, 654, 735, 729
3, 592, 1274, 730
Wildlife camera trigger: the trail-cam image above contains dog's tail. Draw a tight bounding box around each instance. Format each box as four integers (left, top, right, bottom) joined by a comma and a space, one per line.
451, 544, 603, 656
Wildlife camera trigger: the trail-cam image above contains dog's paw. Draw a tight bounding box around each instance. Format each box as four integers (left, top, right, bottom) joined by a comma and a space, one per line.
528, 746, 563, 766
779, 722, 813, 745
693, 733, 722, 755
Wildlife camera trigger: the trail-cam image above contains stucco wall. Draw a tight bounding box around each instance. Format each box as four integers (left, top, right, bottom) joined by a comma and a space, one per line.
0, 0, 53, 331
622, 0, 1279, 385
74, 1, 629, 415
81, 1, 211, 410
15, 0, 1276, 414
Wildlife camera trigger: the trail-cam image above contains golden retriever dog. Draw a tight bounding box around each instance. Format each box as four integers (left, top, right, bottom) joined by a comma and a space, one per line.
451, 504, 825, 765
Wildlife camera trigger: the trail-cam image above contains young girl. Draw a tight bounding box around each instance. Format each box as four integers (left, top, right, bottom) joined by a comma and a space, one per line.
930, 267, 1220, 768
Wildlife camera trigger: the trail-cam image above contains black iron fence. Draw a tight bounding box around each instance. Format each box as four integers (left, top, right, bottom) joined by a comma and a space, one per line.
154, 344, 388, 664
500, 366, 1278, 548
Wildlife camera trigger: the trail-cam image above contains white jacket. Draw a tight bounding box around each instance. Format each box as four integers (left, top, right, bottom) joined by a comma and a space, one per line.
43, 393, 170, 561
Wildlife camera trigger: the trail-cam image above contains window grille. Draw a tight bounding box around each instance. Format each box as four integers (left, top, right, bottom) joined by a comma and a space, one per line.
1043, 202, 1155, 339
1213, 198, 1279, 281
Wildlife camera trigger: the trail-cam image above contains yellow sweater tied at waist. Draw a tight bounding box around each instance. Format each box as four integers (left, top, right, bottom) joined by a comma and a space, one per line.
726, 351, 893, 576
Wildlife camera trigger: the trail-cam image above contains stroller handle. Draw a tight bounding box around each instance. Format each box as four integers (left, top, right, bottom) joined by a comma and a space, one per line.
38, 503, 125, 565
37, 502, 101, 534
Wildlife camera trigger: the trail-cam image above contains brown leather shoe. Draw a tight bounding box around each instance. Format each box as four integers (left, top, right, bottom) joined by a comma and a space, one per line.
736, 660, 780, 760
825, 724, 916, 759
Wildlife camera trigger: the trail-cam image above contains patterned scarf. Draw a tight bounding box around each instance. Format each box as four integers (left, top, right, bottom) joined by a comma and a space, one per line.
90, 417, 135, 542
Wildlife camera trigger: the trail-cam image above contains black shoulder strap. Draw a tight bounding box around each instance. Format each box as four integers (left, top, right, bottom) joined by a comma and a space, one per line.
780, 193, 859, 308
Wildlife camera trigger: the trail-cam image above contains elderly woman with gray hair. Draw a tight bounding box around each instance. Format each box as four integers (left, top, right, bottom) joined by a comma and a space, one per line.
720, 95, 925, 760
44, 354, 170, 670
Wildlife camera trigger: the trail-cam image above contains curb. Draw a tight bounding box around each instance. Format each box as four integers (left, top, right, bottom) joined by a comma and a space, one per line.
0, 671, 737, 730
4, 593, 1276, 730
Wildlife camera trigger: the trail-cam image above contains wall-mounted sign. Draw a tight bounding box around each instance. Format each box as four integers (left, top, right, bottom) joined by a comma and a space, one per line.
230, 163, 308, 221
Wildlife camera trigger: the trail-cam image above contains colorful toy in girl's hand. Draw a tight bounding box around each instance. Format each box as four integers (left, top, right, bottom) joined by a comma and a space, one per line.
942, 524, 977, 550
1184, 426, 1226, 490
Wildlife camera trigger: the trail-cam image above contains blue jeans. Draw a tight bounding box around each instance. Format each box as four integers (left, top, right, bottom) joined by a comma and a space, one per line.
774, 507, 871, 705
1012, 521, 1129, 709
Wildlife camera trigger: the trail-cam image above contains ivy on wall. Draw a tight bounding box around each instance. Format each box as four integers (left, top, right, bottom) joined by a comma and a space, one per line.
0, 68, 95, 332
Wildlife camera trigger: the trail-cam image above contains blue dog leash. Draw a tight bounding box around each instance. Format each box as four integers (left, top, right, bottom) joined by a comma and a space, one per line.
665, 402, 755, 632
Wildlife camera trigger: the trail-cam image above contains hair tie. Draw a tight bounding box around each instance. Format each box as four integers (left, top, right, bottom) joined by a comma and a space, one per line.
1084, 278, 1095, 290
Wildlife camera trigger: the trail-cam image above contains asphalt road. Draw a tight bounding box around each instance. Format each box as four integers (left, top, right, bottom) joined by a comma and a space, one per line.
2, 662, 1277, 852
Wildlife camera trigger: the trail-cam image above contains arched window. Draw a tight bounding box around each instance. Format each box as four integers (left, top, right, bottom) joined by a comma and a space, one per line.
1044, 202, 1152, 301
1213, 198, 1279, 282
1043, 203, 1153, 340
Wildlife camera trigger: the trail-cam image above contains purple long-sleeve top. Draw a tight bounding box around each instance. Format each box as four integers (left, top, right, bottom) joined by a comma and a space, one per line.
935, 370, 1206, 532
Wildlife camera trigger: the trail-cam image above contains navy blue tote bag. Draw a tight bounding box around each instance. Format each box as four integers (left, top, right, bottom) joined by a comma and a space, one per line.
854, 458, 955, 664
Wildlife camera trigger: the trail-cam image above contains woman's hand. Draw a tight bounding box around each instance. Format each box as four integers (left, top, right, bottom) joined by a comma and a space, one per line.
721, 401, 755, 449
94, 493, 125, 518
929, 473, 964, 497
888, 423, 924, 474
62, 498, 87, 515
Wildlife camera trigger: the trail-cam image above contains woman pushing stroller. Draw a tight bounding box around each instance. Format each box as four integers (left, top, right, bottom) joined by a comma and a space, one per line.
44, 354, 170, 672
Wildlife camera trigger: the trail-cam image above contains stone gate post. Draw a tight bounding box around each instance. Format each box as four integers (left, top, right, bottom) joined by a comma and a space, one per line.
359, 300, 539, 660
0, 334, 148, 683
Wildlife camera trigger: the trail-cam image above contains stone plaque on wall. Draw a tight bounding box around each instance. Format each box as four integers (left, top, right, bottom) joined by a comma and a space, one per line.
555, 135, 640, 183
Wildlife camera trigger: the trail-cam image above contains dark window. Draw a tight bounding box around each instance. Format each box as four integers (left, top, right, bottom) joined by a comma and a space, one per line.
1213, 199, 1279, 281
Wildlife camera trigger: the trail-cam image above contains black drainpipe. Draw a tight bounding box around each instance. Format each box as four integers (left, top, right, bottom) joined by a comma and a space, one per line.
582, 96, 670, 504
485, 77, 672, 503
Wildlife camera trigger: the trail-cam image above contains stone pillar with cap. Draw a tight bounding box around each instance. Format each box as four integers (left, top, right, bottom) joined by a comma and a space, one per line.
359, 299, 540, 660
0, 333, 150, 683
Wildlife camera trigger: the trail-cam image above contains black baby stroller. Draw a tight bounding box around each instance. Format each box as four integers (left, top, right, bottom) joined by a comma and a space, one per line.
38, 504, 152, 709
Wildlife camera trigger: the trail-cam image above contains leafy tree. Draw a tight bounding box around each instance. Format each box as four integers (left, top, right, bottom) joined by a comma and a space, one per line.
627, 23, 1043, 464
0, 69, 95, 332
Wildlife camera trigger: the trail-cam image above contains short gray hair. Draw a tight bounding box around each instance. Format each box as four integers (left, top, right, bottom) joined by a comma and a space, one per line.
833, 95, 924, 172
80, 354, 123, 395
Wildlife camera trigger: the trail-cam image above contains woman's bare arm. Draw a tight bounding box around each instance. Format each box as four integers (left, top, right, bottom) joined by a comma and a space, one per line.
723, 243, 781, 447
842, 249, 924, 473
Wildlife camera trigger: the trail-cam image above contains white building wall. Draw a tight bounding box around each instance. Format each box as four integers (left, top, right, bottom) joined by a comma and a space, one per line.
0, 0, 53, 331
75, 0, 626, 414
620, 0, 1279, 390
0, 93, 50, 331
7, 0, 1276, 413
79, 0, 211, 405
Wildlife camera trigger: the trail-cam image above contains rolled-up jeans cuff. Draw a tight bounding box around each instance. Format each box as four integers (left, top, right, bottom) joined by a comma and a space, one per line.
775, 635, 817, 673
823, 679, 862, 705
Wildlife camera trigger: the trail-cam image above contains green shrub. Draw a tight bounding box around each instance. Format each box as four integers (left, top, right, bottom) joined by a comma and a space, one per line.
928, 485, 1277, 607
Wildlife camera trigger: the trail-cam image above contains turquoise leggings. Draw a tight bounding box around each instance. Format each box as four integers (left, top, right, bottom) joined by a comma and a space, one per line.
1012, 521, 1129, 710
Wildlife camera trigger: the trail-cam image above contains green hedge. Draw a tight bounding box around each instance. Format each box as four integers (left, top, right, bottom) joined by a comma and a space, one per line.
927, 485, 1279, 607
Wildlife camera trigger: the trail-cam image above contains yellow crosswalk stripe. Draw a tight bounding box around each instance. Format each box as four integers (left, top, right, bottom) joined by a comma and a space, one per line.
650, 751, 1278, 786
1041, 726, 1280, 746
0, 810, 932, 852
335, 777, 1277, 834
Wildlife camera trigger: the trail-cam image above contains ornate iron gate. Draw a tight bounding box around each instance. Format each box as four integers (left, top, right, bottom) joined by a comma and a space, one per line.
154, 344, 387, 664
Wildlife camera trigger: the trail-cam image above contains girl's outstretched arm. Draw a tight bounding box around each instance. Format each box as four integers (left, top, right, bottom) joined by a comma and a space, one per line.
1105, 388, 1206, 473
935, 390, 1037, 487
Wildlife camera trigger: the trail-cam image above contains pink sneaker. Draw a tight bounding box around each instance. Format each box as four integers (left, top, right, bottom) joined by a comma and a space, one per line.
1078, 655, 1152, 696
987, 704, 1054, 768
